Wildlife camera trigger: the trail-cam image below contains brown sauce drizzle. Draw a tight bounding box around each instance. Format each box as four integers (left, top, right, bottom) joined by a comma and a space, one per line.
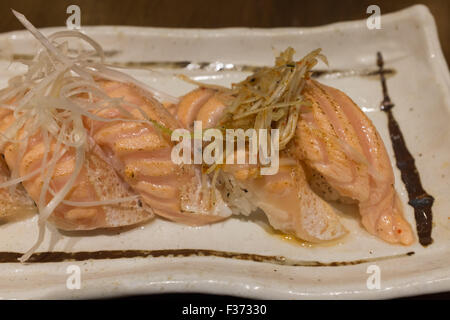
10, 54, 394, 79
111, 61, 395, 79
0, 249, 414, 266
377, 52, 434, 246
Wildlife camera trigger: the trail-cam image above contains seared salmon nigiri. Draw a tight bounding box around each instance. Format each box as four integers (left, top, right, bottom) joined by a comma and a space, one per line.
175, 87, 347, 242
294, 79, 414, 245
83, 79, 231, 225
0, 106, 150, 232
174, 47, 413, 245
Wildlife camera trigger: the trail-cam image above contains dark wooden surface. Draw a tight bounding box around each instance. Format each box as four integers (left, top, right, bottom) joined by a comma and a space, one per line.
0, 0, 448, 300
0, 0, 449, 65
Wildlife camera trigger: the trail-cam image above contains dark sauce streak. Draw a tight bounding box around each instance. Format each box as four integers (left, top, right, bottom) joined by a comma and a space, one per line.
0, 249, 414, 266
377, 52, 434, 246
114, 61, 396, 79
9, 55, 394, 79
311, 68, 396, 79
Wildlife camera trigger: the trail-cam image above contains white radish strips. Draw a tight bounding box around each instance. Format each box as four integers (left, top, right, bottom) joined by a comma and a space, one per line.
2, 11, 178, 262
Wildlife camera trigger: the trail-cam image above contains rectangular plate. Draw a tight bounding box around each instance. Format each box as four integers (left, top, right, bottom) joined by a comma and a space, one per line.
0, 5, 448, 299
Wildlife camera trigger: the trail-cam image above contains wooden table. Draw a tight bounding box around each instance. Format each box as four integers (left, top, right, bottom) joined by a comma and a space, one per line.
0, 0, 448, 65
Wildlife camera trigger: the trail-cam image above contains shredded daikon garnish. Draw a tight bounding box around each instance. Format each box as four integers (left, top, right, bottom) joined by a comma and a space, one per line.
218, 47, 327, 149
0, 11, 174, 262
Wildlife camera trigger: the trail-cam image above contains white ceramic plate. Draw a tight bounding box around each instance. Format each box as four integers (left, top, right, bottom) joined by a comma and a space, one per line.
0, 5, 448, 299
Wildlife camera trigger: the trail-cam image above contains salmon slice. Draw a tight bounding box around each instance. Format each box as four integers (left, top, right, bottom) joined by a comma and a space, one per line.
174, 88, 347, 242
177, 88, 215, 129
294, 80, 414, 245
84, 80, 231, 225
0, 109, 151, 230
